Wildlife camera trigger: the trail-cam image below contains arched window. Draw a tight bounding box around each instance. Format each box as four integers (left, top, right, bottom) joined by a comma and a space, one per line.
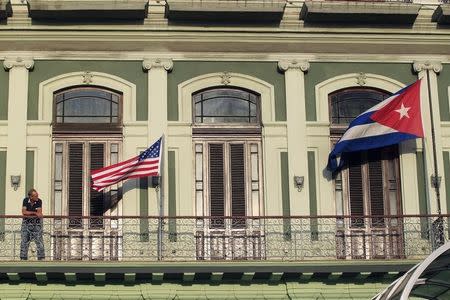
53, 86, 122, 133
193, 87, 263, 260
330, 88, 403, 260
193, 87, 260, 124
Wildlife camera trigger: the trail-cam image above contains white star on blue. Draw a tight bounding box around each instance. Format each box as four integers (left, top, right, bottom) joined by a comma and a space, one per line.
138, 138, 161, 161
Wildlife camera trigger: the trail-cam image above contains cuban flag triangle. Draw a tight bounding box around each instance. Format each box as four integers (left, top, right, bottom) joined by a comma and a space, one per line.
327, 79, 424, 173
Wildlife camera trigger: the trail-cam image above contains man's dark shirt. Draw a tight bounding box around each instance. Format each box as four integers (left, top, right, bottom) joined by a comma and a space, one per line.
22, 198, 42, 224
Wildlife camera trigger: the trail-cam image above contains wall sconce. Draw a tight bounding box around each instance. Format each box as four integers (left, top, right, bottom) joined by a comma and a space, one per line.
431, 175, 441, 189
10, 175, 21, 191
293, 176, 304, 191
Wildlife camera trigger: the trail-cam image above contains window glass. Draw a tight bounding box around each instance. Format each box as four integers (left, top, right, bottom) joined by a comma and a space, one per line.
330, 89, 388, 125
193, 88, 259, 124
54, 87, 121, 124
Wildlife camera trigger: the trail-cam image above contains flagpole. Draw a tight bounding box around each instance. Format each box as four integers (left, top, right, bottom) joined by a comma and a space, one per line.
156, 135, 165, 261
425, 70, 442, 216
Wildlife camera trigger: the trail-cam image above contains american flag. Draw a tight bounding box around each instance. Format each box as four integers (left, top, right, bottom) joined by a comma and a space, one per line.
91, 137, 162, 192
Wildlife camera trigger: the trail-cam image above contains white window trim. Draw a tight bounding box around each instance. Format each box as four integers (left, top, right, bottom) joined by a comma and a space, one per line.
177, 72, 276, 124
38, 71, 137, 124
315, 73, 405, 123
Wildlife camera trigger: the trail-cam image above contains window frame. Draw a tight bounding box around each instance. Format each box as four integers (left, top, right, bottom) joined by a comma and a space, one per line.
192, 86, 262, 135
52, 86, 123, 134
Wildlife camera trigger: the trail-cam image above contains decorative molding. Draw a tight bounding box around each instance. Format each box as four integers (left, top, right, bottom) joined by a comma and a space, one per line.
220, 72, 231, 85
356, 72, 367, 86
3, 57, 34, 70
142, 58, 173, 71
315, 73, 404, 123
38, 71, 137, 123
178, 72, 276, 123
413, 61, 443, 74
277, 60, 310, 73
82, 71, 94, 84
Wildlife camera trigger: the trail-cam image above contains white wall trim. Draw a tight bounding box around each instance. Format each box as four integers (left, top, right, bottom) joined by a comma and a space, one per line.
177, 72, 275, 123
38, 71, 137, 124
315, 73, 405, 123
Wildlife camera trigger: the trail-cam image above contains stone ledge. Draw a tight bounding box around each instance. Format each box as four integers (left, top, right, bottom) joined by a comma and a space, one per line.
28, 0, 149, 20
300, 1, 421, 25
166, 0, 285, 22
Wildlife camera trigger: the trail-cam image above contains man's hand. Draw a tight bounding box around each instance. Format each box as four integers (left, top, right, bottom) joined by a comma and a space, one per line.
35, 209, 43, 218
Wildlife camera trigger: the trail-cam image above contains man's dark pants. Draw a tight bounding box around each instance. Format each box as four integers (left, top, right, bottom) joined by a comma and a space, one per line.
20, 221, 45, 260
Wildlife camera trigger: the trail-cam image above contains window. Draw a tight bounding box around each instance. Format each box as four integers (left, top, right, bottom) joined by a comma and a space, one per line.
52, 86, 123, 261
193, 87, 263, 260
193, 87, 260, 124
330, 88, 403, 259
53, 86, 122, 133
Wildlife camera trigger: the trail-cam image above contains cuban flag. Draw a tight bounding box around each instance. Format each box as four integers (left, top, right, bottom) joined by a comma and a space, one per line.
327, 80, 424, 173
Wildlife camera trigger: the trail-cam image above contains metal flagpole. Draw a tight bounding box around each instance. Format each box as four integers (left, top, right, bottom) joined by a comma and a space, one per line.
156, 135, 165, 261
425, 69, 442, 215
425, 69, 444, 249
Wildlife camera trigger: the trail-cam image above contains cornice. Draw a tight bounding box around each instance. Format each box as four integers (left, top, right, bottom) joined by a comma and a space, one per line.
278, 60, 310, 72
142, 58, 173, 71
413, 61, 443, 73
3, 57, 34, 70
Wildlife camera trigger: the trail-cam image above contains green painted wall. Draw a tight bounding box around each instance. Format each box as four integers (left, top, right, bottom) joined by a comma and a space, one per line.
26, 150, 34, 194
437, 65, 450, 121
168, 150, 176, 242
28, 61, 148, 120
307, 151, 318, 241
0, 61, 8, 120
167, 61, 286, 121
305, 63, 416, 121
0, 151, 6, 240
280, 152, 291, 240
416, 151, 429, 238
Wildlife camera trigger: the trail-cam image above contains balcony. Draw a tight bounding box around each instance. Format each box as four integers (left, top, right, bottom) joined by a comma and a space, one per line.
165, 0, 286, 23
0, 215, 447, 262
300, 0, 421, 25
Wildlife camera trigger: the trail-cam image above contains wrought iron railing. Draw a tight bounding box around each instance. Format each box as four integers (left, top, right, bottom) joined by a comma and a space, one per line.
0, 215, 447, 261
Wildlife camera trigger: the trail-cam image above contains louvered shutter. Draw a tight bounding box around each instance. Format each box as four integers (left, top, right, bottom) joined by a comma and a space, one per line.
209, 144, 224, 228
69, 143, 83, 227
368, 150, 385, 227
90, 144, 105, 228
230, 144, 245, 228
348, 153, 364, 228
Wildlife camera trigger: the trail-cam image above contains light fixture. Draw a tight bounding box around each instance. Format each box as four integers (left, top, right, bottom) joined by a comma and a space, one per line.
10, 175, 21, 191
431, 175, 441, 189
293, 176, 304, 191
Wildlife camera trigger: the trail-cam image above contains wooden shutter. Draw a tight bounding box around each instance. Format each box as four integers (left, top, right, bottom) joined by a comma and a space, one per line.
69, 143, 83, 227
90, 144, 105, 224
209, 144, 224, 227
368, 150, 385, 227
230, 144, 245, 228
348, 153, 364, 227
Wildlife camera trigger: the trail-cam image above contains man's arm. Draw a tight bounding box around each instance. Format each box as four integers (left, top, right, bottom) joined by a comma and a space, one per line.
35, 207, 43, 218
22, 207, 36, 216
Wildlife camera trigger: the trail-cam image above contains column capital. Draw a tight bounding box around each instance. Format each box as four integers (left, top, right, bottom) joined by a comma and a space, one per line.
3, 57, 34, 70
413, 61, 442, 74
278, 60, 310, 73
142, 58, 173, 71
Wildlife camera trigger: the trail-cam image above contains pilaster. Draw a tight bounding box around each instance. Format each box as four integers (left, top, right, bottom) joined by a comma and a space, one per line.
413, 61, 446, 214
278, 60, 310, 215
143, 58, 173, 215
4, 57, 34, 214
7, 0, 32, 26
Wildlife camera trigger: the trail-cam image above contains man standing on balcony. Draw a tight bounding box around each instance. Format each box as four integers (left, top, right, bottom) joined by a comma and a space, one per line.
20, 188, 45, 260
